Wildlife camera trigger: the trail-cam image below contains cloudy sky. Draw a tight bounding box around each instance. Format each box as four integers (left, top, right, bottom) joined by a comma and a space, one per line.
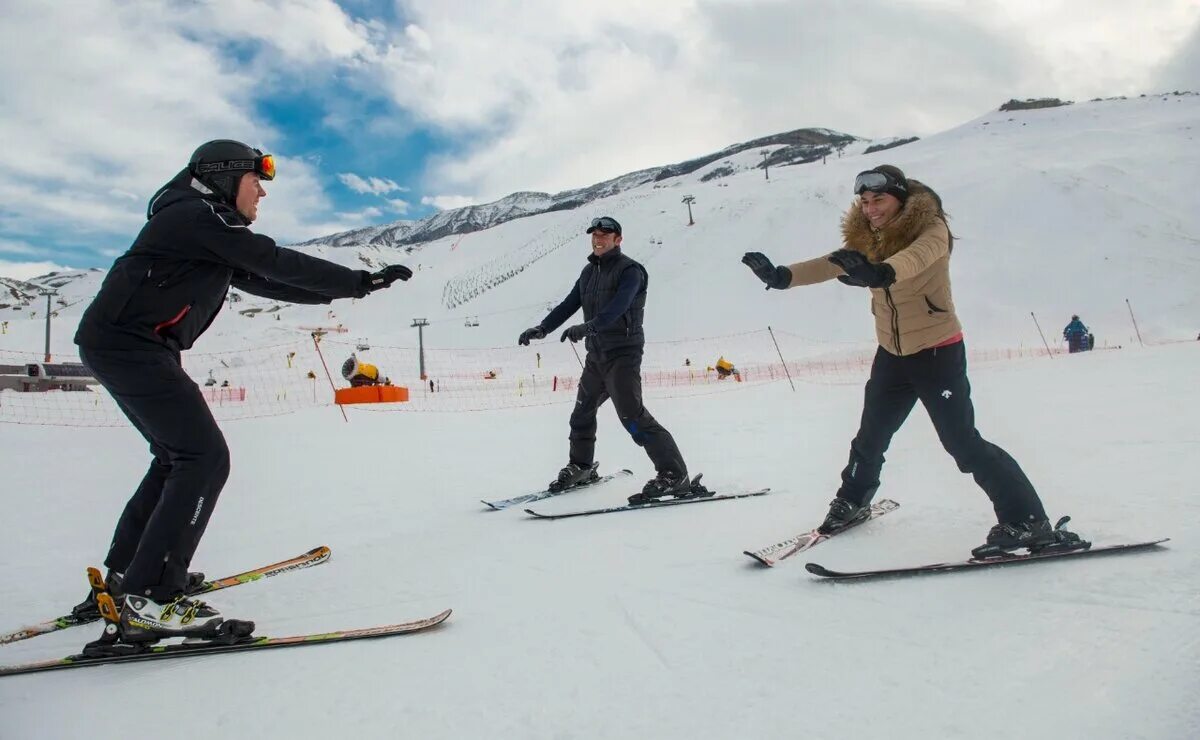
0, 0, 1196, 276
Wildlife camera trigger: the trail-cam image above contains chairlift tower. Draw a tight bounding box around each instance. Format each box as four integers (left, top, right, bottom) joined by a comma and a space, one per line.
38, 289, 57, 362
411, 318, 429, 380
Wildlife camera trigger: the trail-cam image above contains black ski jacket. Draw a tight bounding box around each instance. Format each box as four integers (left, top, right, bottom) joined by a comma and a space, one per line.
75, 169, 370, 352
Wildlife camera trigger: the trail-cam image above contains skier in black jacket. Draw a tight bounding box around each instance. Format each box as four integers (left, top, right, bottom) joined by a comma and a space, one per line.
518, 216, 693, 505
73, 140, 411, 647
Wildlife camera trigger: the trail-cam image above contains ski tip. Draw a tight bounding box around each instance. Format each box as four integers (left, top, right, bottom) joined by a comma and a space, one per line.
804, 563, 836, 577
523, 508, 548, 518
481, 501, 500, 510
306, 546, 333, 558
744, 551, 775, 567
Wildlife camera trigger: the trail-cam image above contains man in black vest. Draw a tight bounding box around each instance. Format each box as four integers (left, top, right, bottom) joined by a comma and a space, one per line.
519, 216, 692, 504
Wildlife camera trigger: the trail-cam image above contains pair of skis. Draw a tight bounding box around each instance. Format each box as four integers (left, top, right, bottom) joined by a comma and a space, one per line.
1, 545, 335, 646
743, 500, 1168, 579
0, 546, 450, 678
483, 467, 774, 519
488, 473, 1168, 574
481, 465, 634, 510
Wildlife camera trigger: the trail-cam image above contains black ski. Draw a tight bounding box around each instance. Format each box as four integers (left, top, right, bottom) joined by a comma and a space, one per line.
0, 609, 452, 678
805, 539, 1169, 581
525, 488, 772, 520
482, 465, 633, 510
744, 499, 900, 566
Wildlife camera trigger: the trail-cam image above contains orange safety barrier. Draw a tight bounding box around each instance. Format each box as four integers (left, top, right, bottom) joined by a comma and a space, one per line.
334, 385, 409, 405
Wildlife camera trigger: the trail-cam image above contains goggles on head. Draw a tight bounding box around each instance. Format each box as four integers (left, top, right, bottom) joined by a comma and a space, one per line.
256, 154, 275, 180
586, 216, 622, 235
194, 153, 275, 182
853, 170, 903, 197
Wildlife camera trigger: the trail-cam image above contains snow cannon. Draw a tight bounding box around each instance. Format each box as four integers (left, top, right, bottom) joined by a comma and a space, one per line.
714, 356, 741, 382
335, 356, 408, 405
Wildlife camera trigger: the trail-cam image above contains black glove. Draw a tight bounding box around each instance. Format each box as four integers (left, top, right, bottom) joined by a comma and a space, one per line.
363, 264, 413, 292
828, 250, 895, 288
742, 252, 792, 290
560, 323, 593, 343
518, 326, 546, 346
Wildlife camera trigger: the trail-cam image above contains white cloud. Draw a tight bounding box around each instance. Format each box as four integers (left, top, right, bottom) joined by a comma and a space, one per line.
1, 0, 1197, 251
338, 173, 407, 195
252, 156, 377, 242
336, 206, 383, 220
172, 0, 378, 63
421, 195, 477, 211
0, 238, 40, 256
0, 0, 384, 249
1154, 23, 1200, 90
372, 0, 1200, 201
0, 259, 73, 281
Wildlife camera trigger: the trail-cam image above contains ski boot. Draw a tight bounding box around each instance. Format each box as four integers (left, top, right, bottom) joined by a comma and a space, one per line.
627, 471, 709, 506
81, 592, 254, 657
548, 461, 599, 492
817, 497, 871, 535
971, 516, 1090, 559
71, 569, 206, 621
1030, 516, 1091, 555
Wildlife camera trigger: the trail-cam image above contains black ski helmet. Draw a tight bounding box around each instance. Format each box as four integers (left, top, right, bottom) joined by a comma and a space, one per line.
188, 140, 275, 205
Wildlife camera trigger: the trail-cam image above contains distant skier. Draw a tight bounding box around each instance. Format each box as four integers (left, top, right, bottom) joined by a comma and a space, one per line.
517, 216, 693, 504
73, 140, 412, 648
1063, 315, 1091, 353
742, 165, 1083, 557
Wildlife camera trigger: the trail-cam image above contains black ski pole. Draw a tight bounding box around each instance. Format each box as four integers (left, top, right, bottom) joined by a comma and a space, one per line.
1030, 312, 1055, 359
768, 326, 796, 391
1125, 298, 1144, 347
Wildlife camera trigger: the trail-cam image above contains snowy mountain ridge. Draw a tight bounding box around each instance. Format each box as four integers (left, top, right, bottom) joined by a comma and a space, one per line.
296, 127, 857, 249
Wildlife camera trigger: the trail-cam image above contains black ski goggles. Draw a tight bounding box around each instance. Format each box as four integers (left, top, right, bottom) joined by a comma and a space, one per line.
586, 216, 622, 235
853, 170, 903, 196
194, 153, 276, 181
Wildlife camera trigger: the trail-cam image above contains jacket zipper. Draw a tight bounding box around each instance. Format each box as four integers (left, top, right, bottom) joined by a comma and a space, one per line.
884, 287, 901, 354
154, 305, 192, 335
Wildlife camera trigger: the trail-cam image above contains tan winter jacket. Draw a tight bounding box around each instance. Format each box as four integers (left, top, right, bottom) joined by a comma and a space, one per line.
784, 182, 962, 356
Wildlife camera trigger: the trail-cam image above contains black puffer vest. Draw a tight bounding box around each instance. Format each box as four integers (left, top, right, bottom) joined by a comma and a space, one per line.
578, 247, 648, 353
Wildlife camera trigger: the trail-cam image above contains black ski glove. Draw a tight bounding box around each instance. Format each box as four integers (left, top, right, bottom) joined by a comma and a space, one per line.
363, 264, 413, 292
828, 250, 895, 288
560, 323, 593, 343
742, 252, 792, 290
518, 326, 546, 346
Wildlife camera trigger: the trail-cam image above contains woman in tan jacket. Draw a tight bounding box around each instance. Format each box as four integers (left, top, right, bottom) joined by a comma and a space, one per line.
742, 165, 1081, 557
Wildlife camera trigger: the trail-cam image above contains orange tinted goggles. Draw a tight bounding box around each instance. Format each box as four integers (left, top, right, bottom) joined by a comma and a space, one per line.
256, 154, 276, 181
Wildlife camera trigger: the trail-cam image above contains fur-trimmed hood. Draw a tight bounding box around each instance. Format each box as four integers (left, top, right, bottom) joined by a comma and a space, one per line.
839, 182, 948, 263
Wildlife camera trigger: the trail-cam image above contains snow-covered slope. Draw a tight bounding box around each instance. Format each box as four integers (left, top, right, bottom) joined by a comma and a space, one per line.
0, 341, 1196, 739
0, 95, 1198, 740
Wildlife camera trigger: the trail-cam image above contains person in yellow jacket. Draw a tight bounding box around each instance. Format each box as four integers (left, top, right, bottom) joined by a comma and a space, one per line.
742, 165, 1082, 557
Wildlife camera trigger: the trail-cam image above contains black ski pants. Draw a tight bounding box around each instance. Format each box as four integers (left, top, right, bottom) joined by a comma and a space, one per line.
837, 341, 1047, 524
79, 347, 230, 600
569, 348, 687, 477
